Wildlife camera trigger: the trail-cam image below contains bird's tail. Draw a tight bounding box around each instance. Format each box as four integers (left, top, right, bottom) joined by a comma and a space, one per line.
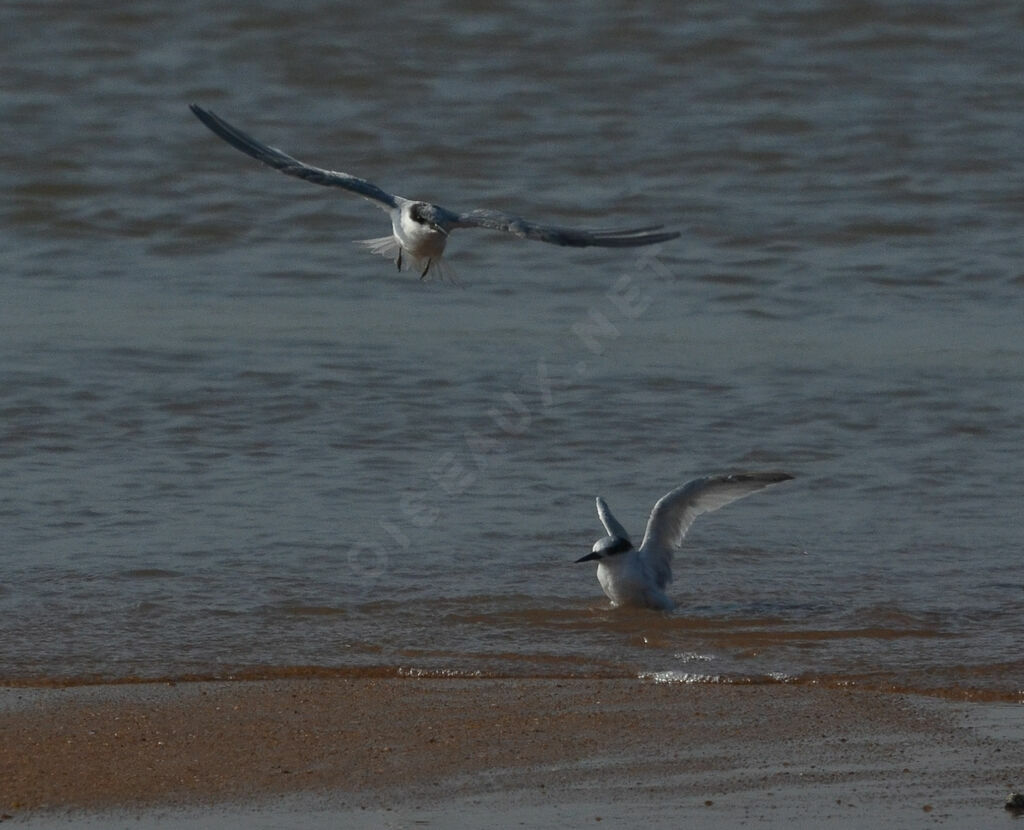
357, 235, 401, 260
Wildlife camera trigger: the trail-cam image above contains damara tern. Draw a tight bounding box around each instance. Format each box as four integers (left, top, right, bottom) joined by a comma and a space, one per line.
576, 472, 793, 611
190, 104, 679, 279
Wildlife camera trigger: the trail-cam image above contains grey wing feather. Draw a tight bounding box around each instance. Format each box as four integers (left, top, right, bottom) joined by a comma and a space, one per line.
639, 472, 793, 588
453, 208, 680, 248
595, 497, 631, 542
190, 105, 399, 209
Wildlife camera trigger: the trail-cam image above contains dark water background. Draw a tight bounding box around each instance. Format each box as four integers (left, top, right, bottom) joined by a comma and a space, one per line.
2, 0, 1023, 699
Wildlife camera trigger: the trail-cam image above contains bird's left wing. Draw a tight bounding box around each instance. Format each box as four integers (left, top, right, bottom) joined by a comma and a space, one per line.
190, 105, 400, 210
452, 208, 679, 248
596, 497, 631, 542
638, 472, 793, 586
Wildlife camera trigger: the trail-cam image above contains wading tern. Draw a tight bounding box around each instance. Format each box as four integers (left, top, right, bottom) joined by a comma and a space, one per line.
190, 104, 679, 280
576, 472, 794, 611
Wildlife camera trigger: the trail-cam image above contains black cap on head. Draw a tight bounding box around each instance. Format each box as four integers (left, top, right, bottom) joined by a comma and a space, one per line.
575, 536, 632, 563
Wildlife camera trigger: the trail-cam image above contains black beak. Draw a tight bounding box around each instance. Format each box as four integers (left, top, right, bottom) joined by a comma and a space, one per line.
575, 551, 600, 563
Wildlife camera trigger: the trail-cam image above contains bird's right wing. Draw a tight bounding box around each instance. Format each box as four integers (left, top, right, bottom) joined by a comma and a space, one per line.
639, 472, 793, 587
595, 497, 630, 542
190, 105, 400, 210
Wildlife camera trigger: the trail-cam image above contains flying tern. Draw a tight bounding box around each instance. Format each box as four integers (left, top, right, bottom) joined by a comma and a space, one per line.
576, 472, 793, 611
190, 104, 679, 280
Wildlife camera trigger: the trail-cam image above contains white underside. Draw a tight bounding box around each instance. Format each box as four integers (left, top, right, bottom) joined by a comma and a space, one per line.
356, 235, 455, 282
595, 554, 675, 611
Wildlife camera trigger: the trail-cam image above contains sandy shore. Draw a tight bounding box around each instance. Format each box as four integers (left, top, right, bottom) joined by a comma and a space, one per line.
2, 677, 1021, 826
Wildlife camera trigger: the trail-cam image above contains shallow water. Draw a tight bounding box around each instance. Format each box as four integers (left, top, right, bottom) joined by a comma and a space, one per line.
2, 0, 1023, 699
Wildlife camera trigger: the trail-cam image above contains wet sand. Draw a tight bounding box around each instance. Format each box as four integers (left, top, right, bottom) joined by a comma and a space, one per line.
2, 678, 1021, 826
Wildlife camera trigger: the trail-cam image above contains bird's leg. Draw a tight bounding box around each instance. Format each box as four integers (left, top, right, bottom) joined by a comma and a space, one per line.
420, 259, 431, 280
396, 249, 403, 271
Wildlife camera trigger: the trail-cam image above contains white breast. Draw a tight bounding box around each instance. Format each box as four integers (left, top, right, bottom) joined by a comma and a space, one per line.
394, 213, 448, 261
596, 554, 674, 611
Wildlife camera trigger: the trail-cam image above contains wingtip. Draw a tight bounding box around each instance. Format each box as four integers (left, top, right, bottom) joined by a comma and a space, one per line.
189, 103, 216, 125
749, 471, 795, 485
712, 471, 795, 488
613, 228, 681, 247
589, 225, 681, 244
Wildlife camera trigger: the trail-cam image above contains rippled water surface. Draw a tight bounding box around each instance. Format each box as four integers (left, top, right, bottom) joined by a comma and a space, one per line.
2, 0, 1023, 699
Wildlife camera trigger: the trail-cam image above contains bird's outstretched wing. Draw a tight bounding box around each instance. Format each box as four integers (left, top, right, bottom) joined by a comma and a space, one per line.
452, 208, 680, 248
595, 497, 631, 542
189, 105, 399, 209
639, 472, 793, 587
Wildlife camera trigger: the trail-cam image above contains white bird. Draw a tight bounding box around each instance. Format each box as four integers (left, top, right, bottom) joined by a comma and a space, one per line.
190, 105, 679, 280
576, 472, 793, 611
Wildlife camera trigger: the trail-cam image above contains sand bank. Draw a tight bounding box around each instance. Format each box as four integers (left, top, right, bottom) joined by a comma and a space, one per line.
2, 678, 1021, 826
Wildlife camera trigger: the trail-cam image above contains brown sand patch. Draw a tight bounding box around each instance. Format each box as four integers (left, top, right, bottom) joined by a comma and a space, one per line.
0, 678, 1020, 814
